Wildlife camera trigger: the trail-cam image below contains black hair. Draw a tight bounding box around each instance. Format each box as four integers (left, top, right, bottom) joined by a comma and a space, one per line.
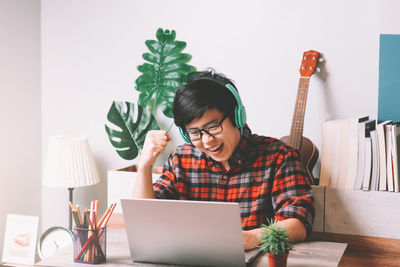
173, 68, 238, 129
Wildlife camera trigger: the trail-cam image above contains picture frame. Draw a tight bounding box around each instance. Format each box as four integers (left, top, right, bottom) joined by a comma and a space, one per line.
2, 214, 39, 265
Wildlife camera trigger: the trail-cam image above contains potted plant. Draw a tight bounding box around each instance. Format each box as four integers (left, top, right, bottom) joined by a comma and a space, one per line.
260, 219, 294, 267
104, 28, 196, 219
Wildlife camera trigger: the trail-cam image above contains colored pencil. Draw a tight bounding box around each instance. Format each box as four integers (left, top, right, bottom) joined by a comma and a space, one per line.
97, 204, 112, 229
83, 210, 105, 258
71, 208, 78, 227
76, 205, 83, 226
75, 203, 116, 261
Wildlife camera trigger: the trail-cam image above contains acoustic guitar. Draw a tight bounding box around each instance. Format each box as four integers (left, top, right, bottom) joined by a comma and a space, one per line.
281, 50, 321, 185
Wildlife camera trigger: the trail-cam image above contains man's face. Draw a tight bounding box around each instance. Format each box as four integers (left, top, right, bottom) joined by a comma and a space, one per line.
185, 108, 241, 168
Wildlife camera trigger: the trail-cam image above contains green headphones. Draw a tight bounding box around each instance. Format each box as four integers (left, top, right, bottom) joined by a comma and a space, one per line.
178, 83, 247, 143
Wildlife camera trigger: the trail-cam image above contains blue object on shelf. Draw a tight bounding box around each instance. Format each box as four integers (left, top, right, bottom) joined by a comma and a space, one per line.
378, 34, 400, 123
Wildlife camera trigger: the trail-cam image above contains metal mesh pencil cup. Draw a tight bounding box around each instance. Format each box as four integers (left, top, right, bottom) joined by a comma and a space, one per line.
73, 226, 106, 264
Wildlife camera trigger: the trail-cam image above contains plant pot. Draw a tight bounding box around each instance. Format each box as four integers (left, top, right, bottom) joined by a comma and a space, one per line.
107, 164, 162, 229
267, 252, 288, 267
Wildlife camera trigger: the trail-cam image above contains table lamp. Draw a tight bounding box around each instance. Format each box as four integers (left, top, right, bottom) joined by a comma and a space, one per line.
43, 136, 100, 230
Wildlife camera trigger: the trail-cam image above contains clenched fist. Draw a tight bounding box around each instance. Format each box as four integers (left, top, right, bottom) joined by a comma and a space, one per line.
139, 130, 172, 169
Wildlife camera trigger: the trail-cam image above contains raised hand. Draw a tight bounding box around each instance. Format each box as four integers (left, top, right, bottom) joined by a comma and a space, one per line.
139, 130, 172, 169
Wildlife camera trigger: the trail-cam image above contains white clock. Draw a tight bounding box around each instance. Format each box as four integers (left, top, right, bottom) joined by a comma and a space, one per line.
38, 226, 74, 260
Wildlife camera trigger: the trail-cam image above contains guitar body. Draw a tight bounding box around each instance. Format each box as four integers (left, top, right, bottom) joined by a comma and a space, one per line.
280, 50, 321, 185
280, 136, 319, 183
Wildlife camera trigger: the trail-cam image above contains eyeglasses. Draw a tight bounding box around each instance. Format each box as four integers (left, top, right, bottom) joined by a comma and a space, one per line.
185, 115, 228, 141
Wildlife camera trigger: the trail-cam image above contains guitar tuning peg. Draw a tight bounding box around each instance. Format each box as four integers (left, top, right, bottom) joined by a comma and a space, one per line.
319, 58, 324, 63
316, 67, 321, 73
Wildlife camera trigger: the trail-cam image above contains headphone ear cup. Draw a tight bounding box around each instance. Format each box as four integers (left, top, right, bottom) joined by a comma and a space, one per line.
234, 106, 241, 128
225, 84, 246, 130
239, 106, 247, 128
235, 105, 247, 129
178, 127, 191, 143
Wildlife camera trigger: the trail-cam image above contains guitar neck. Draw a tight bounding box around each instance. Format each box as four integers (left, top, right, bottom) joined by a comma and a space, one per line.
289, 77, 310, 150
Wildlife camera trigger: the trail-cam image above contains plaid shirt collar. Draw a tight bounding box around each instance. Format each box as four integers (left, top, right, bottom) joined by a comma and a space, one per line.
205, 125, 252, 168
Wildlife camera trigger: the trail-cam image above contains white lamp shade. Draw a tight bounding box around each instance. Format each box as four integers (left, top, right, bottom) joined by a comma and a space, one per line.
43, 136, 100, 188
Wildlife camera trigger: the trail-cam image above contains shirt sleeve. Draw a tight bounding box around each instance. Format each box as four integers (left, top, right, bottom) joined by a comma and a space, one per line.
153, 153, 179, 199
271, 148, 316, 237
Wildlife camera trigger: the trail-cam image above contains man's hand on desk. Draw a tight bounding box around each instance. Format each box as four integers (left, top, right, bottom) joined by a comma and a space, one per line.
242, 218, 307, 250
242, 228, 262, 250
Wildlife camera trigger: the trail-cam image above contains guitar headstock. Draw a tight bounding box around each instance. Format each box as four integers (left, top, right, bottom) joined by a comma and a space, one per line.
300, 50, 320, 77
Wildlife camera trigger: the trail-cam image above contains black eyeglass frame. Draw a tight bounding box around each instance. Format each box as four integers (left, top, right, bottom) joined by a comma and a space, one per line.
184, 114, 228, 142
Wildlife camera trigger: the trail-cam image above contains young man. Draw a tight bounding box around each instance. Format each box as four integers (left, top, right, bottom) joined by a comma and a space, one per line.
133, 70, 315, 250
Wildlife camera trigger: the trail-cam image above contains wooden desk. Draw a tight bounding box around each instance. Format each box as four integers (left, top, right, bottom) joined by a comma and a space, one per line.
310, 232, 400, 267
37, 229, 346, 267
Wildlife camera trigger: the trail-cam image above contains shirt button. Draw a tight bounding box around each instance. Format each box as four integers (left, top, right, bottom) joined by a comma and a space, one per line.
220, 174, 228, 185
238, 160, 242, 164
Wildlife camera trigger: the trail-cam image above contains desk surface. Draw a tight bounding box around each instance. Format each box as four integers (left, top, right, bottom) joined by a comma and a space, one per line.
36, 230, 346, 267
311, 231, 400, 267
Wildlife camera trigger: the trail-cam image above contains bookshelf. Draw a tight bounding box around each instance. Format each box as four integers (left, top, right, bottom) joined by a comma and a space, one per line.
312, 185, 400, 239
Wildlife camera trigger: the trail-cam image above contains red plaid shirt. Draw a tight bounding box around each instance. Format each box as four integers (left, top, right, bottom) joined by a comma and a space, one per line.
153, 126, 315, 235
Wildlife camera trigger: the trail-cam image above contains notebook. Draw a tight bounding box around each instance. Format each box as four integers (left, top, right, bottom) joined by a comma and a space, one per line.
121, 198, 262, 267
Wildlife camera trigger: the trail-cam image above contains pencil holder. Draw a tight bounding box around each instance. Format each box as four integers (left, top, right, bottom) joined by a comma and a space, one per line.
73, 226, 106, 264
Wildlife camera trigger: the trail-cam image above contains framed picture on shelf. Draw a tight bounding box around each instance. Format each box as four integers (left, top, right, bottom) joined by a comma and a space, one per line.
1, 214, 39, 265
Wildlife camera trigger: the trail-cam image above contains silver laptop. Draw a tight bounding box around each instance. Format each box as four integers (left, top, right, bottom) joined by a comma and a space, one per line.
121, 198, 261, 267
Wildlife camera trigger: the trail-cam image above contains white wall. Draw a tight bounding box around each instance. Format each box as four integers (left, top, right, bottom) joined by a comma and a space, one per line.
381, 0, 400, 33
41, 0, 383, 230
0, 0, 41, 255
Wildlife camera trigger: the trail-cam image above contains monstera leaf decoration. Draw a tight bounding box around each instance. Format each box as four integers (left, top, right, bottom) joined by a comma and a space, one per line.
105, 101, 160, 160
106, 28, 196, 161
135, 28, 196, 118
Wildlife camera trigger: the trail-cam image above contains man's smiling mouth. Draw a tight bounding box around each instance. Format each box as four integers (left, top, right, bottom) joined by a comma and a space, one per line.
206, 143, 223, 152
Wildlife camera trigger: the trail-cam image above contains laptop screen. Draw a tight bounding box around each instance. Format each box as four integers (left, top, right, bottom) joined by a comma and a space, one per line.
121, 198, 248, 267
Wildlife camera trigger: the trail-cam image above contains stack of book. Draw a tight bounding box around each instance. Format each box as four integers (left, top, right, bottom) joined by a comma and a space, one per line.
320, 116, 400, 192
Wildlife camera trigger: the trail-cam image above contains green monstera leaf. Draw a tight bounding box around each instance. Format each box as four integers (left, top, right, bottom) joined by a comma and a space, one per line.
135, 28, 196, 118
105, 101, 160, 160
